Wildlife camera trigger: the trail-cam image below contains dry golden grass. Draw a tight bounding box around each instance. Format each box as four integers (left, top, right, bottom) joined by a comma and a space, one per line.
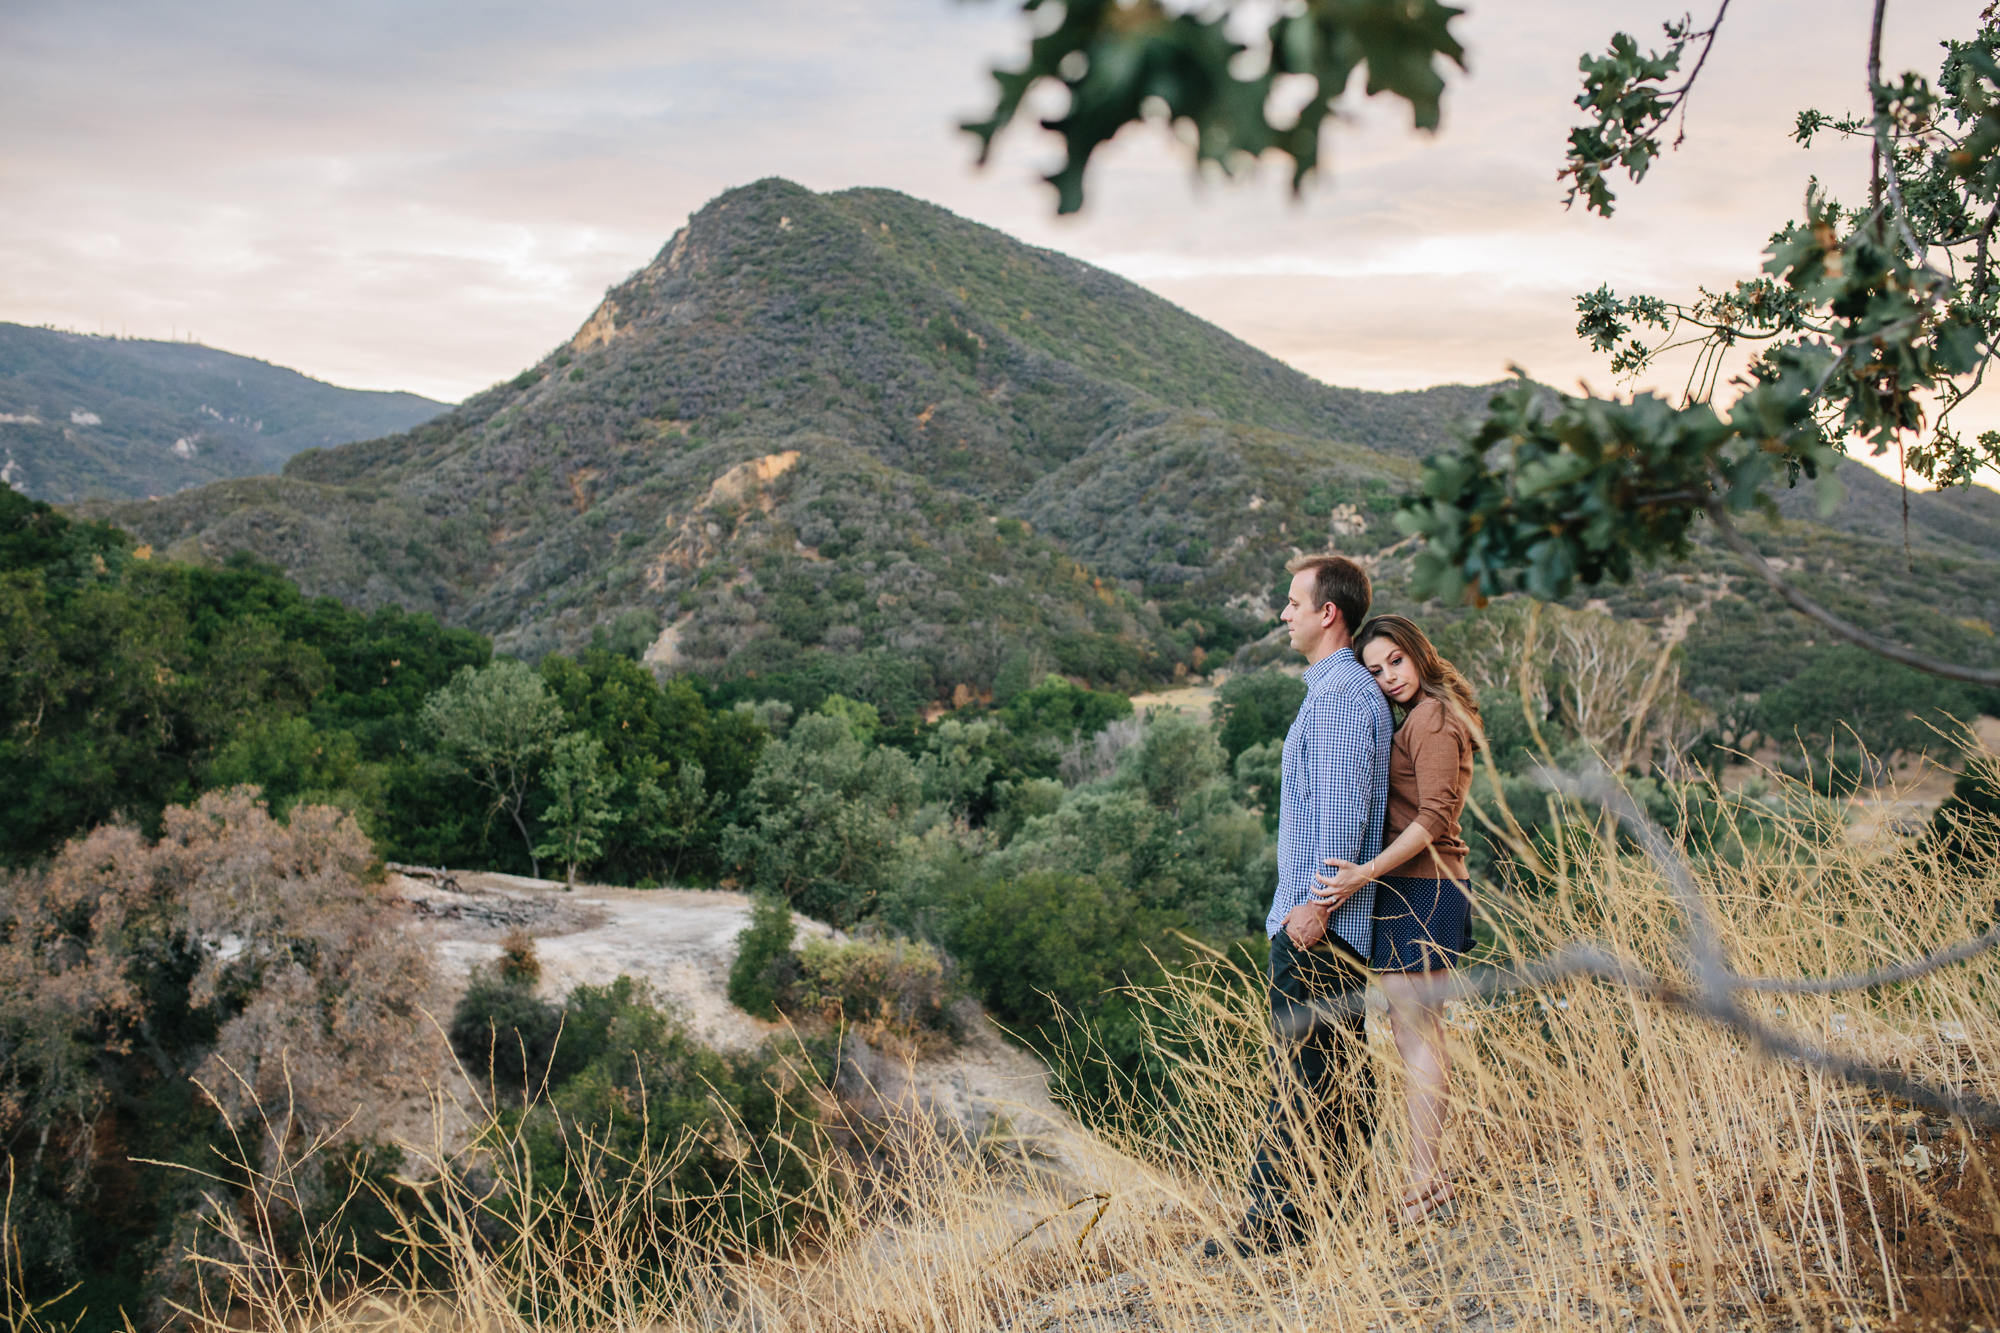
52, 756, 2000, 1333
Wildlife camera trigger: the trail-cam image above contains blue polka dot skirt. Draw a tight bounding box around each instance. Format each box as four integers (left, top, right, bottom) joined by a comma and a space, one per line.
1372, 877, 1473, 973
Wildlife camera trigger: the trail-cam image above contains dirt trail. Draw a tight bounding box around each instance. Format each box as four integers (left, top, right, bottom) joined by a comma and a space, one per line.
391, 872, 1069, 1144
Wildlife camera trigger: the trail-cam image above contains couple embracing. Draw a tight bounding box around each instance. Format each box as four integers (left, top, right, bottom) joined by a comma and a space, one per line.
1208, 553, 1480, 1256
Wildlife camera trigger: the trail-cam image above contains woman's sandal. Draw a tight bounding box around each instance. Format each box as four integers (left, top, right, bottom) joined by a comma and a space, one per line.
1390, 1178, 1457, 1229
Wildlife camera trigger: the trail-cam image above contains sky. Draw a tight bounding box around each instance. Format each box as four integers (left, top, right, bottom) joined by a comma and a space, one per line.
2, 0, 1990, 485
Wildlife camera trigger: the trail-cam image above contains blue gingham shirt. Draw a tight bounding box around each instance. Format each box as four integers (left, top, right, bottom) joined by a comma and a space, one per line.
1264, 648, 1394, 956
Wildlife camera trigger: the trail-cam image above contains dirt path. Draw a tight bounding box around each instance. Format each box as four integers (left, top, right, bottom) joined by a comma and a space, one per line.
392, 872, 1070, 1145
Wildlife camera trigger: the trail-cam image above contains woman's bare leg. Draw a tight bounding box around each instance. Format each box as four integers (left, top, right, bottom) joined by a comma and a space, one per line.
1380, 970, 1453, 1215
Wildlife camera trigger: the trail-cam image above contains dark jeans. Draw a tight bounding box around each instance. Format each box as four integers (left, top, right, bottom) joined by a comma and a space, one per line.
1244, 929, 1376, 1239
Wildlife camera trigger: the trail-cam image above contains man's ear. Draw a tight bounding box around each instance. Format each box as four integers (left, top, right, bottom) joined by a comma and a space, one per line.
1320, 600, 1341, 630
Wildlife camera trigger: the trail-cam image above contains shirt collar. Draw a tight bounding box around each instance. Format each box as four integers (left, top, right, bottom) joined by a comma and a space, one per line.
1301, 646, 1356, 692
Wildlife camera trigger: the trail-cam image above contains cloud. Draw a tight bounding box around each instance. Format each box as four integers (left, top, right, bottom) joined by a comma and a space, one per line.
1, 0, 1993, 485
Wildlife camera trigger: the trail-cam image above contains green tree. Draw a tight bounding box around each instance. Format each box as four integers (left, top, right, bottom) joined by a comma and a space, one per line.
1212, 669, 1306, 761
915, 717, 999, 816
992, 711, 1268, 938
815, 692, 880, 743
536, 652, 766, 885
0, 497, 369, 863
422, 660, 564, 876
1391, 22, 2000, 690
627, 761, 719, 885
207, 714, 381, 825
1757, 645, 1990, 763
1129, 709, 1224, 813
964, 0, 1466, 213
721, 708, 921, 926
534, 732, 619, 889
1231, 739, 1283, 833
997, 674, 1133, 744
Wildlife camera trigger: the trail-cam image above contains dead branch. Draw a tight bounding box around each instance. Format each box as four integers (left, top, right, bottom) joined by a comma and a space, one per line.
1704, 501, 2000, 687
1276, 764, 2000, 1124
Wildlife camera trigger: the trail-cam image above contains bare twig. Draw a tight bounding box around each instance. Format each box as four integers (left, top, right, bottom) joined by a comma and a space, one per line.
1665, 1, 1734, 149
1542, 768, 1732, 997
1555, 766, 2000, 1123
1735, 922, 2000, 994
996, 1192, 1112, 1261
1867, 0, 1927, 261
1275, 940, 1671, 1036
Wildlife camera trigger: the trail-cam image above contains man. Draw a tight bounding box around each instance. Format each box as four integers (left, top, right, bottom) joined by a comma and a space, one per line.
1207, 553, 1393, 1257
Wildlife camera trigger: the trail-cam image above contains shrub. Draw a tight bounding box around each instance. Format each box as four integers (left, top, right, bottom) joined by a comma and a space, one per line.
1232, 739, 1282, 832
1123, 709, 1224, 812
997, 675, 1132, 744
500, 976, 828, 1267
1477, 686, 1544, 773
952, 872, 1166, 1033
449, 969, 565, 1094
791, 936, 956, 1042
950, 870, 1186, 1114
499, 926, 542, 985
1932, 763, 2000, 866
1759, 644, 1989, 762
721, 710, 921, 925
728, 893, 797, 1019
0, 788, 435, 1309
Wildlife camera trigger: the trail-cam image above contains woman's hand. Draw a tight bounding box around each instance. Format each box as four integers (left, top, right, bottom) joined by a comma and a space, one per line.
1311, 857, 1373, 909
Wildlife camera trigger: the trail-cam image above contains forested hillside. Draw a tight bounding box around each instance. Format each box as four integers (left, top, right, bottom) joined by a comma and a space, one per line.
0, 324, 444, 502
83, 179, 1497, 692
64, 178, 2000, 716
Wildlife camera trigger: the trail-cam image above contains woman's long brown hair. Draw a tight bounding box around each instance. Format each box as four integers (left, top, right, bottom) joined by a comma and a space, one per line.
1353, 614, 1482, 745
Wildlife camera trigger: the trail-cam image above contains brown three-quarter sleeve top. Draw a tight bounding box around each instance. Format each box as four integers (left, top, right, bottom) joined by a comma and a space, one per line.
1379, 695, 1473, 882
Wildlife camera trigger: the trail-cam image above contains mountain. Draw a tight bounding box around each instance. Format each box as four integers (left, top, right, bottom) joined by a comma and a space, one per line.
78, 178, 2000, 704
1770, 459, 2000, 562
85, 179, 1497, 693
0, 324, 446, 502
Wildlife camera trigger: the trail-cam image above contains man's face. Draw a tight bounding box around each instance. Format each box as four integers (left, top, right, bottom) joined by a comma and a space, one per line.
1281, 569, 1331, 656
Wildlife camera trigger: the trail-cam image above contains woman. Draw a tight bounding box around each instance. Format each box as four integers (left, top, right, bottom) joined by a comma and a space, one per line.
1310, 614, 1478, 1225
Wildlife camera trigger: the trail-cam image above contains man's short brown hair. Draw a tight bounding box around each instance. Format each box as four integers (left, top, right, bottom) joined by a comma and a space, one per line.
1286, 553, 1372, 635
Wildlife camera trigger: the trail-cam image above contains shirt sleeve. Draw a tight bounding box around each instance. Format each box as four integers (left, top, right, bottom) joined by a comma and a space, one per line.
1309, 698, 1376, 869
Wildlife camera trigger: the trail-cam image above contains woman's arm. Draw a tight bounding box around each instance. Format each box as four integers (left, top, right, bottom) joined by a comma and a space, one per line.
1403, 709, 1471, 848
1310, 822, 1433, 908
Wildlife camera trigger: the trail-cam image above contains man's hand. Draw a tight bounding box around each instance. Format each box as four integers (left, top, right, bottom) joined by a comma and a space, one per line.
1283, 901, 1330, 950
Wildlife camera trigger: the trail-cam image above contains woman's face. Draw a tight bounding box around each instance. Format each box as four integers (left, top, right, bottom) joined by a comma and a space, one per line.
1362, 637, 1423, 705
